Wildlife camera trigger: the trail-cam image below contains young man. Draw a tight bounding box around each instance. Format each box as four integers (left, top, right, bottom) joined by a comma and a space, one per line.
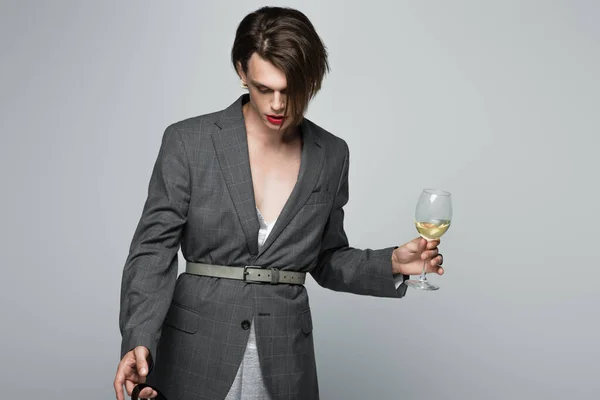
114, 6, 443, 400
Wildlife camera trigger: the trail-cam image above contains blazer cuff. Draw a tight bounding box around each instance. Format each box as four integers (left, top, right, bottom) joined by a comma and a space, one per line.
371, 246, 407, 298
120, 329, 157, 371
391, 246, 409, 298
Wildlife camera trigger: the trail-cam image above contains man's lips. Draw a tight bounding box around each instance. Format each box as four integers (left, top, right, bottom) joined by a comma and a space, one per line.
266, 115, 285, 124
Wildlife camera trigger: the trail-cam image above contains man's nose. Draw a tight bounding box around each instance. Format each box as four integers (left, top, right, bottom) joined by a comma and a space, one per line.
271, 92, 285, 112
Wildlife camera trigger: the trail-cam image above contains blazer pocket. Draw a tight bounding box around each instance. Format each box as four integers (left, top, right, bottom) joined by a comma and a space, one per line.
164, 303, 199, 334
304, 190, 333, 205
301, 309, 313, 335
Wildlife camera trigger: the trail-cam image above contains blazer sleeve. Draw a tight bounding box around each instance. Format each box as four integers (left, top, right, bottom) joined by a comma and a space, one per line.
310, 141, 409, 298
119, 125, 191, 362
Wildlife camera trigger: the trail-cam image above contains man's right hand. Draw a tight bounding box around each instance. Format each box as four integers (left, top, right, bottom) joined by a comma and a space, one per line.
114, 346, 158, 400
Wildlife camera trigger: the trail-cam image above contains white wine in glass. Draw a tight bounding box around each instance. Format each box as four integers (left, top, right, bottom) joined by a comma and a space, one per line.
406, 189, 452, 291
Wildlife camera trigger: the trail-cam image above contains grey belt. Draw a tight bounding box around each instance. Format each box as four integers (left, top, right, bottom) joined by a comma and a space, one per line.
185, 262, 306, 285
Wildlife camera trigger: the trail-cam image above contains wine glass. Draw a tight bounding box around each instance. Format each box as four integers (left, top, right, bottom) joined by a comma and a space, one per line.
405, 189, 452, 291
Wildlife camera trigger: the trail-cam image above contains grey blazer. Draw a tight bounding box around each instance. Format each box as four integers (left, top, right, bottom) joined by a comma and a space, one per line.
119, 94, 408, 400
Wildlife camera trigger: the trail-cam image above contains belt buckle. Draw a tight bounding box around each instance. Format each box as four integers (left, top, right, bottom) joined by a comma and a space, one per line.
243, 265, 262, 283
242, 266, 252, 282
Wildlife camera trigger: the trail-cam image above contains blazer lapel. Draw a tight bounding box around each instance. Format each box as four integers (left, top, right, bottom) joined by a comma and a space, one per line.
255, 119, 324, 260
211, 95, 260, 257
211, 95, 325, 262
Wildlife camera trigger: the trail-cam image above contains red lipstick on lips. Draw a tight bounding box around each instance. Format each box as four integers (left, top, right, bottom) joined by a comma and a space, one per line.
266, 115, 285, 125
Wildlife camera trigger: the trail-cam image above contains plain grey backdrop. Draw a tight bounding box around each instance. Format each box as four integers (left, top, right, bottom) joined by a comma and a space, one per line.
1, 0, 599, 399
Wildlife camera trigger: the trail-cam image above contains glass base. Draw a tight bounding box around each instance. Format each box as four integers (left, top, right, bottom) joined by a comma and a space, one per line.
405, 279, 439, 291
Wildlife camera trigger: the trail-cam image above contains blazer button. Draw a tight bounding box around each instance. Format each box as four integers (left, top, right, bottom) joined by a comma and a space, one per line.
241, 320, 251, 330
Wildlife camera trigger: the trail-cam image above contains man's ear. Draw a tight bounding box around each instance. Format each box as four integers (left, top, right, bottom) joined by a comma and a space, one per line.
236, 61, 247, 85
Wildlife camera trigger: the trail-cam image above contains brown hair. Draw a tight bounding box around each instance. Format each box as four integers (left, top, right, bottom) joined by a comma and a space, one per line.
231, 6, 330, 126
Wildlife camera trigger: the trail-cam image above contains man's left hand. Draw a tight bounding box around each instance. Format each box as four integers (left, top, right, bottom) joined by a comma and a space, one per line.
392, 237, 444, 276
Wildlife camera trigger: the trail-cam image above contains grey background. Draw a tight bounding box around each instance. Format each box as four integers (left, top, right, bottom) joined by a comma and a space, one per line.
1, 0, 599, 399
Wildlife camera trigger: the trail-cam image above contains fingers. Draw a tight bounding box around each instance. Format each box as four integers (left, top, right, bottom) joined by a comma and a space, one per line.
421, 239, 443, 275
125, 377, 155, 397
125, 380, 136, 396
411, 237, 440, 251
429, 254, 444, 275
127, 381, 157, 399
134, 346, 150, 377
114, 369, 125, 400
408, 237, 425, 252
141, 387, 158, 398
116, 354, 137, 400
116, 348, 151, 400
426, 239, 441, 249
421, 248, 439, 261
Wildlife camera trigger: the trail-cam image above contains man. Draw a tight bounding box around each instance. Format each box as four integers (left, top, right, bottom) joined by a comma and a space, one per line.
114, 6, 444, 400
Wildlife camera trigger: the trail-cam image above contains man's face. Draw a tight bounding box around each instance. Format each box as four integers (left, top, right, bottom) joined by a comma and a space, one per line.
238, 53, 296, 132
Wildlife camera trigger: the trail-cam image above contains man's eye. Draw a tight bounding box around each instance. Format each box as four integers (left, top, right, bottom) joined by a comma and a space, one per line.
258, 88, 270, 93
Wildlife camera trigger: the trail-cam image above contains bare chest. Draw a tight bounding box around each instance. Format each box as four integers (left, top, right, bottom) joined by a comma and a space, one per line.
249, 144, 302, 224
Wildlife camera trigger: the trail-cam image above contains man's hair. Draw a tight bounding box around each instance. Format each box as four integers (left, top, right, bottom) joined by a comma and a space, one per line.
231, 6, 330, 125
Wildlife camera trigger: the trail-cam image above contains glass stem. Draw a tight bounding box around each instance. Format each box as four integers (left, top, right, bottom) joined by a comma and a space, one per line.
419, 258, 428, 282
